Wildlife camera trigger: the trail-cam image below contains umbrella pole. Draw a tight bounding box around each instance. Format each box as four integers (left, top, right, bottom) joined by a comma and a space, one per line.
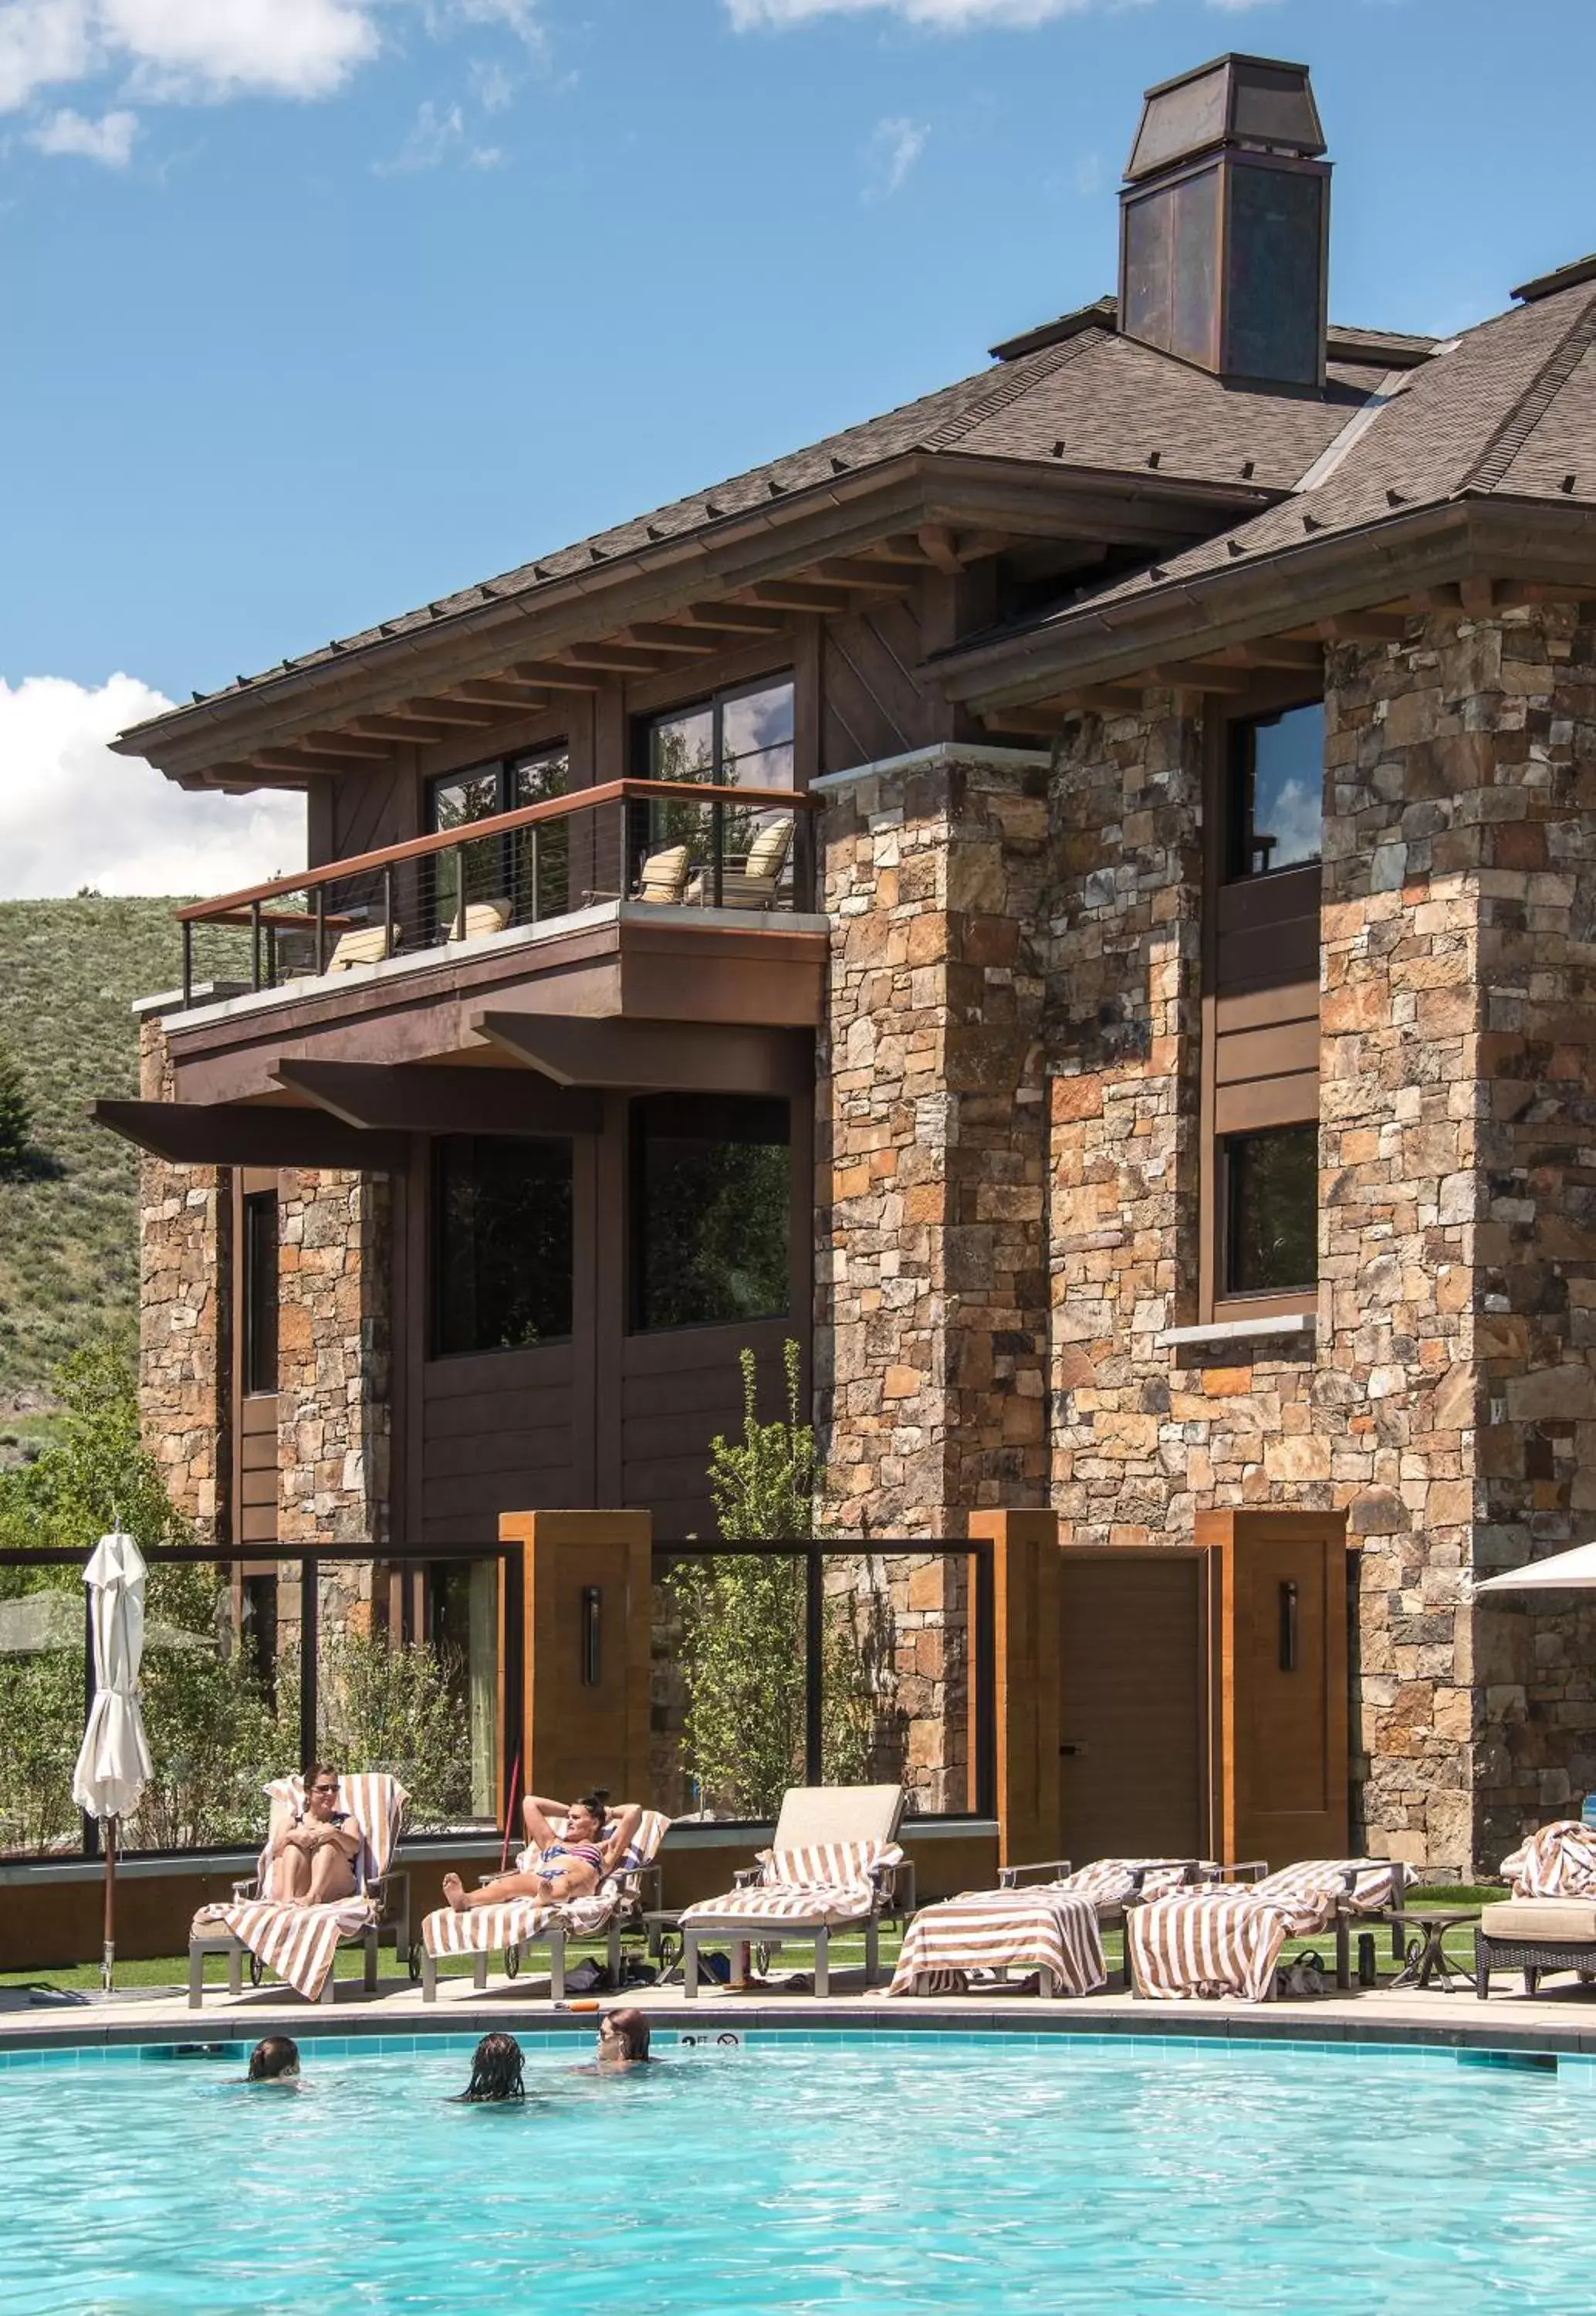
102, 1817, 116, 1996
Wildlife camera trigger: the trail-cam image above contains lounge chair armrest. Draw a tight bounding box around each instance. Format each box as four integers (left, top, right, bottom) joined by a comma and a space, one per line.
1215, 1861, 1270, 1884
231, 1875, 262, 1902
732, 1866, 763, 1889
997, 1859, 1074, 1889
632, 1862, 664, 1913
876, 1858, 916, 1913
371, 1869, 407, 1919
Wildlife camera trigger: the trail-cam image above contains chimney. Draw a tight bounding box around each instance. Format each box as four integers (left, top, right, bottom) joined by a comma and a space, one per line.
1118, 53, 1330, 388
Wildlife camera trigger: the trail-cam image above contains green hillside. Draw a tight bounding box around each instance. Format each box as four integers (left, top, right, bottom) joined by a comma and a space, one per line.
0, 897, 192, 1420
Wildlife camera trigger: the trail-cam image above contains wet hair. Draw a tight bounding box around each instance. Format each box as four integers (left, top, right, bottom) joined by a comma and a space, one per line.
572, 1789, 611, 1832
248, 2036, 300, 2081
602, 2008, 651, 2063
457, 2032, 526, 2104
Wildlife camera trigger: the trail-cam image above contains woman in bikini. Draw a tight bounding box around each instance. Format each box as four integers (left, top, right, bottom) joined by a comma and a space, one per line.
440, 1790, 641, 1915
269, 1765, 360, 1906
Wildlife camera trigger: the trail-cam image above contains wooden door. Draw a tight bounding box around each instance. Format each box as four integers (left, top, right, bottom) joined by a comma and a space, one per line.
1057, 1549, 1211, 1866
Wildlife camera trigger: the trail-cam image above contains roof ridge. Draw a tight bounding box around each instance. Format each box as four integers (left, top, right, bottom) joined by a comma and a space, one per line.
921, 330, 1103, 453
1462, 287, 1596, 496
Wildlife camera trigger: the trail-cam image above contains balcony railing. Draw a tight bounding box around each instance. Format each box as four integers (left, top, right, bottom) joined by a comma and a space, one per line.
176, 779, 820, 1007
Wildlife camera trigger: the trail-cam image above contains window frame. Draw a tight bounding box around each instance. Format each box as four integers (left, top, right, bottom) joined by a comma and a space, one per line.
1224, 698, 1326, 884
425, 743, 571, 931
241, 1189, 279, 1398
1218, 1122, 1320, 1302
627, 1091, 793, 1338
637, 674, 796, 794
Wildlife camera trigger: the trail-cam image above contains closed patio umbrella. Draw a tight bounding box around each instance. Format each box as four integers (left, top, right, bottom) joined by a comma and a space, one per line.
71, 1530, 154, 1993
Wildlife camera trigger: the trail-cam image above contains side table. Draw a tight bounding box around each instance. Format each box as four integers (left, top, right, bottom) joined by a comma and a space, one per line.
1386, 1907, 1481, 1993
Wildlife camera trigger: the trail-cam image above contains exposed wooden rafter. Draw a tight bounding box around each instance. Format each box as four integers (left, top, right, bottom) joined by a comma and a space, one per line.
448, 680, 555, 712
621, 623, 723, 656
746, 579, 853, 615
560, 642, 671, 674
502, 661, 605, 691
679, 602, 790, 635
250, 746, 384, 775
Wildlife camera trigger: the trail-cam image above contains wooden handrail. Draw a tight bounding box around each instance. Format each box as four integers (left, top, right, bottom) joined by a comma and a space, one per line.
177, 778, 817, 923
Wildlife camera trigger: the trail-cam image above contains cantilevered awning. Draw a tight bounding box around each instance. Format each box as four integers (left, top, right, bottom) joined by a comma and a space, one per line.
475, 1014, 812, 1094
94, 1100, 409, 1170
272, 1061, 601, 1135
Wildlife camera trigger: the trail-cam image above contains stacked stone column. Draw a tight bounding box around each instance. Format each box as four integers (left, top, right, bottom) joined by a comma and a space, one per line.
136, 1017, 229, 1538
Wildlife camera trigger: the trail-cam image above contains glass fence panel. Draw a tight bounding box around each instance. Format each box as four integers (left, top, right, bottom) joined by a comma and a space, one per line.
822, 1552, 976, 1815
651, 1552, 812, 1821
0, 1578, 85, 1858
312, 1557, 501, 1836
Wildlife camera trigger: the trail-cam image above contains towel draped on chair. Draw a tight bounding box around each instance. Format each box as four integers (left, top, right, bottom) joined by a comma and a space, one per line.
1128, 1858, 1401, 2003
420, 1807, 670, 1965
680, 1838, 902, 1931
888, 1888, 1106, 1998
191, 1772, 408, 2002
1501, 1820, 1596, 1898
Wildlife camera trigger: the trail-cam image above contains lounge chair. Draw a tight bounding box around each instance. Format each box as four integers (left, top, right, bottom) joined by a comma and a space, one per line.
678, 1784, 908, 1999
418, 1805, 670, 2002
1127, 1857, 1406, 2003
888, 1884, 1107, 1999
445, 897, 512, 942
996, 1854, 1211, 1987
686, 817, 793, 910
634, 844, 691, 905
326, 923, 401, 971
188, 1772, 411, 2007
1477, 1820, 1596, 1997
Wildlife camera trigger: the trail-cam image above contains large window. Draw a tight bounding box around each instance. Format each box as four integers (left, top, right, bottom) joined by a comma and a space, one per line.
1226, 701, 1324, 879
428, 747, 570, 933
642, 679, 795, 881
242, 1190, 279, 1396
1222, 1125, 1317, 1297
431, 1135, 574, 1357
631, 1095, 790, 1333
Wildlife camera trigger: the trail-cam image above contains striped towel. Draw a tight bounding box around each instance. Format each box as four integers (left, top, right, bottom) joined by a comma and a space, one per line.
1044, 1858, 1204, 1909
1128, 1859, 1395, 2003
191, 1772, 409, 2002
421, 1806, 670, 1964
888, 1889, 1106, 1998
682, 1840, 904, 1931
1501, 1821, 1596, 1898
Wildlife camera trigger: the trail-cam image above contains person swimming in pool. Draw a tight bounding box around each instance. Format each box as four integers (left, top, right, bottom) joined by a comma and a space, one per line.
595, 2009, 652, 2069
452, 2033, 526, 2103
440, 1791, 641, 1914
247, 2036, 300, 2083
269, 1764, 360, 1906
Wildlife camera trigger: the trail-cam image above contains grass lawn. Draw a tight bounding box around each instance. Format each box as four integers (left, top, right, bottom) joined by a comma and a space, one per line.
2, 1888, 1509, 1999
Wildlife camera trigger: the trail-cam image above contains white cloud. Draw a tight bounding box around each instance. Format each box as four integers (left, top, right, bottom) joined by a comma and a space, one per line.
0, 0, 377, 112
729, 0, 1096, 25
864, 111, 927, 198
376, 95, 465, 170
467, 52, 515, 112
0, 673, 304, 900
26, 100, 134, 158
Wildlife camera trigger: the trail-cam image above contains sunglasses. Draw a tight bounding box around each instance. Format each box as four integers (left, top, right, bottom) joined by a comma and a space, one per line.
310, 1783, 338, 1796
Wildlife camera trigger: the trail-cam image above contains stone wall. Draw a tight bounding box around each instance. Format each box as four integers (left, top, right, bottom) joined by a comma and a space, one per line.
276, 1168, 392, 1547
136, 1017, 228, 1538
817, 744, 1052, 1539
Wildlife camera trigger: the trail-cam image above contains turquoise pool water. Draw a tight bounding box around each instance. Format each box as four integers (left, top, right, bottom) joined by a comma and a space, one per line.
4, 2030, 1593, 2313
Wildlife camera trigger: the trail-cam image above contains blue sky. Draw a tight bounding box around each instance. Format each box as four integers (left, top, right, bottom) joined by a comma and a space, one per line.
2, 0, 1594, 893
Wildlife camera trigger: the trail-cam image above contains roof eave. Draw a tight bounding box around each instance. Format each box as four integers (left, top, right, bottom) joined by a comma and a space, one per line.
933, 495, 1596, 712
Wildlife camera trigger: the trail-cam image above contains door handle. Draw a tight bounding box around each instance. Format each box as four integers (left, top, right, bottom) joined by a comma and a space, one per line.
1059, 1742, 1089, 1757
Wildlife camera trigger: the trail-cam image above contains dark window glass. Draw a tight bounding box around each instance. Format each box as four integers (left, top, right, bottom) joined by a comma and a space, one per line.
1227, 701, 1324, 879
240, 1573, 278, 1705
428, 748, 570, 934
1224, 1125, 1317, 1296
242, 1190, 279, 1395
432, 1135, 574, 1357
631, 1095, 790, 1332
643, 678, 795, 872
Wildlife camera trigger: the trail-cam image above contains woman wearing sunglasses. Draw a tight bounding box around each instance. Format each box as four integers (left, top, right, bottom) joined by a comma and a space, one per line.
269, 1764, 360, 1906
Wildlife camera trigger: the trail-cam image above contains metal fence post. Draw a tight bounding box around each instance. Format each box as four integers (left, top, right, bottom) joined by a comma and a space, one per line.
804, 1545, 824, 1783
299, 1557, 320, 1775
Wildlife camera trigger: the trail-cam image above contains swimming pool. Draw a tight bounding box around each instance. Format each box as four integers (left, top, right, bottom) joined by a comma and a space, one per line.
5, 2029, 1592, 2313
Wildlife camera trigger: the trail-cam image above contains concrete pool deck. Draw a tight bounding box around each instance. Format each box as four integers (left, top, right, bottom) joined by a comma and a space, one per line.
8, 1967, 1596, 2059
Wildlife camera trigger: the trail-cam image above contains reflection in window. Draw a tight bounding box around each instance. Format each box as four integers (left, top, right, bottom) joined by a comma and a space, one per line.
631, 1095, 790, 1332
1227, 702, 1324, 879
242, 1190, 279, 1396
432, 1135, 574, 1356
1224, 1124, 1317, 1296
645, 679, 794, 865
429, 748, 570, 933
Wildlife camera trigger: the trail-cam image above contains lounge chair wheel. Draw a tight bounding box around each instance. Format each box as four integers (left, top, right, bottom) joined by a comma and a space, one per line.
407, 1942, 423, 1984
249, 1950, 265, 1988
505, 1942, 521, 1980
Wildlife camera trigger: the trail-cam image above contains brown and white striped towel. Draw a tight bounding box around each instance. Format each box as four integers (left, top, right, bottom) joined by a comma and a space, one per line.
1045, 1858, 1204, 1909
1501, 1820, 1596, 1898
1128, 1858, 1395, 2003
681, 1840, 904, 1931
191, 1772, 409, 2001
420, 1806, 670, 1964
888, 1889, 1106, 1998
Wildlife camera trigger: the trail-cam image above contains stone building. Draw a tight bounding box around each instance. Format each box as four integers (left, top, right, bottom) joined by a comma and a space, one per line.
107, 51, 1596, 1871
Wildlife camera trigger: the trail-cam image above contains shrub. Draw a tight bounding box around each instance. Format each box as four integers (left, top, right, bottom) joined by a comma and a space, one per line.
0, 1040, 30, 1179
316, 1628, 472, 1828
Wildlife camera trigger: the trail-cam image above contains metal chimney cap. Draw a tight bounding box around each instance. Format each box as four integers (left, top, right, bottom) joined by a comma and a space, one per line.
1125, 52, 1326, 183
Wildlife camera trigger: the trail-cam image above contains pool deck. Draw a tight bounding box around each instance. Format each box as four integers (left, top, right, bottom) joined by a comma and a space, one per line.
8, 1968, 1596, 2057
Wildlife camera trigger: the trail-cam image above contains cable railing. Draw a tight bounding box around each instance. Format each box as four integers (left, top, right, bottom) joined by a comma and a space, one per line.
174, 779, 820, 1006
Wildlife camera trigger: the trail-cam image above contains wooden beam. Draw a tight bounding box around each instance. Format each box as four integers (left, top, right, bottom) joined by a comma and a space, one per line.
680, 602, 790, 635
978, 706, 1065, 738
476, 1011, 812, 1096
1145, 661, 1253, 693
622, 623, 722, 655
450, 681, 554, 711
954, 528, 1013, 562
94, 1099, 409, 1172
349, 713, 454, 743
1212, 640, 1325, 673
1076, 686, 1146, 713
273, 1060, 601, 1136
250, 747, 379, 775
918, 523, 963, 574
402, 694, 507, 727
808, 557, 919, 593
301, 730, 395, 760
504, 661, 605, 691
746, 580, 854, 615
561, 642, 671, 674
1313, 612, 1410, 644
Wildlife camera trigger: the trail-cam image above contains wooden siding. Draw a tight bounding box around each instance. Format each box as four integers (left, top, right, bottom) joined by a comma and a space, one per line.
1057, 1550, 1210, 1863
820, 596, 944, 774
238, 1392, 279, 1545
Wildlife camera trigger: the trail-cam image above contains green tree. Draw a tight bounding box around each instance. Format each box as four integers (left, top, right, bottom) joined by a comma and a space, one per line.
0, 1038, 32, 1178
317, 1627, 472, 1829
668, 1342, 871, 1817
